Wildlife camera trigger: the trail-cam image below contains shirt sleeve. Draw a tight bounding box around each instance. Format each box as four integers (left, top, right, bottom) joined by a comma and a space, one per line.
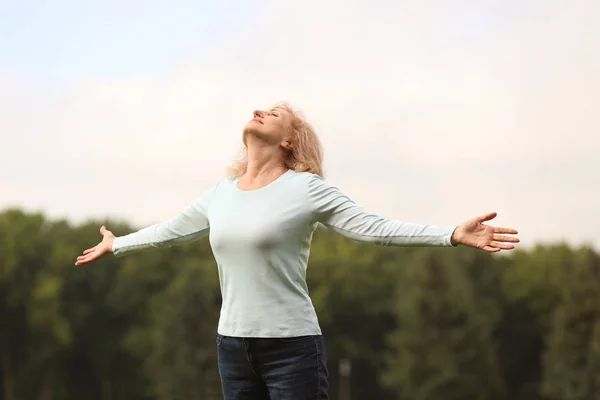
307, 174, 457, 247
111, 182, 219, 257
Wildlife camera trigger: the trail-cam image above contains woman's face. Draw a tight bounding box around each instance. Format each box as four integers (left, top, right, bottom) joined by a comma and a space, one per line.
243, 107, 293, 148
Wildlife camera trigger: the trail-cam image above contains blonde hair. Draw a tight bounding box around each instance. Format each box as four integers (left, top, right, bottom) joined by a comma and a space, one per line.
227, 102, 324, 179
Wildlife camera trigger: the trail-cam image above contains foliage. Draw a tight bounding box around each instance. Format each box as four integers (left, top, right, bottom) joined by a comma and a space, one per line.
0, 208, 595, 400
541, 248, 600, 400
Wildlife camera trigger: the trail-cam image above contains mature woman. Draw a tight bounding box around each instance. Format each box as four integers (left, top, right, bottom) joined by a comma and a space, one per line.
75, 103, 519, 400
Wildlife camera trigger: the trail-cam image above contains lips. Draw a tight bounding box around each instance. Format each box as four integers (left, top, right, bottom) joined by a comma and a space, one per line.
251, 118, 264, 125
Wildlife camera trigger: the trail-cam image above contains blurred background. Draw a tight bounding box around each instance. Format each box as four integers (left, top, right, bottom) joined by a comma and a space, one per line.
1, 0, 599, 399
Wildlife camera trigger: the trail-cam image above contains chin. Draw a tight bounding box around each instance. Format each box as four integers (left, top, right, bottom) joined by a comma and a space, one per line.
244, 123, 269, 137
242, 124, 258, 138
242, 125, 260, 146
242, 124, 279, 145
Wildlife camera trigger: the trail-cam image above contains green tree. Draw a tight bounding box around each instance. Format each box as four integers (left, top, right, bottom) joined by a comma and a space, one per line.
146, 248, 222, 400
541, 247, 600, 399
24, 219, 74, 400
307, 229, 406, 400
2, 207, 596, 400
383, 249, 505, 400
59, 219, 156, 400
0, 210, 67, 400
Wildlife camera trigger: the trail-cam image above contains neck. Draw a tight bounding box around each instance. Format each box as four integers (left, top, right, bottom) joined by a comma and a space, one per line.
244, 138, 287, 182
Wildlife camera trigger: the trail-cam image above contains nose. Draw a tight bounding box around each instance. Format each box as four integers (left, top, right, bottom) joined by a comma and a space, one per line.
253, 110, 264, 119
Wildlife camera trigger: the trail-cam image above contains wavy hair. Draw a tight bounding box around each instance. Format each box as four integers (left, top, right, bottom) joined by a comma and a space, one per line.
227, 102, 324, 179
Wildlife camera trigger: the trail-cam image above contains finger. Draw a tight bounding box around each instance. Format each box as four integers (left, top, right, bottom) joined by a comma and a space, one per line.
76, 254, 94, 262
75, 258, 88, 266
482, 245, 501, 253
100, 225, 107, 235
82, 246, 97, 255
75, 256, 94, 266
477, 212, 497, 223
489, 241, 515, 250
493, 234, 520, 243
493, 227, 519, 235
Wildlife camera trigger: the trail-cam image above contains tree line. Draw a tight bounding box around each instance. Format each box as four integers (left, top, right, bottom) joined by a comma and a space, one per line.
1, 208, 599, 400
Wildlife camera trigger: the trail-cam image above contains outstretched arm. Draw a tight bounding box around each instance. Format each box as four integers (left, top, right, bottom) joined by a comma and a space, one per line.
75, 183, 218, 265
307, 175, 519, 252
111, 190, 213, 257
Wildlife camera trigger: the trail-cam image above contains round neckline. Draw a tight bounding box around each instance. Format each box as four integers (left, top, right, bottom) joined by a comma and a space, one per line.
234, 169, 292, 193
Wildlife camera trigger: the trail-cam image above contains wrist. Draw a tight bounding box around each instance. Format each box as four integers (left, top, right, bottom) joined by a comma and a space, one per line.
450, 227, 462, 246
106, 237, 115, 253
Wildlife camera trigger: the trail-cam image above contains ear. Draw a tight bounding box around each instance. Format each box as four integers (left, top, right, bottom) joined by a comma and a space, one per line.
281, 138, 294, 150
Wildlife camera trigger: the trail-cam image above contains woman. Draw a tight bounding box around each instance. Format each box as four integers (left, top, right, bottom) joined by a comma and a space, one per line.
75, 102, 519, 399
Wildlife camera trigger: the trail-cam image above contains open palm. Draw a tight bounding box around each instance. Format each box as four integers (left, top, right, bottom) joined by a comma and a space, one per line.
75, 226, 115, 266
452, 212, 519, 252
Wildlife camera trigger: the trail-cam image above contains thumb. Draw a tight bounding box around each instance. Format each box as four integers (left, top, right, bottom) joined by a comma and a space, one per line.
100, 225, 107, 235
477, 212, 497, 223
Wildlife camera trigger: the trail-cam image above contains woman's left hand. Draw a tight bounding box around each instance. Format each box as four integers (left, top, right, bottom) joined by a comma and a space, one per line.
451, 212, 519, 252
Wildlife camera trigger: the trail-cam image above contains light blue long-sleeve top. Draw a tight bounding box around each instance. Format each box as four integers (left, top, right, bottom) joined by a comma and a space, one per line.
112, 169, 457, 337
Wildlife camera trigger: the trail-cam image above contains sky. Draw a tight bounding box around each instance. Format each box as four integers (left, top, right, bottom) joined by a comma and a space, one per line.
1, 0, 599, 251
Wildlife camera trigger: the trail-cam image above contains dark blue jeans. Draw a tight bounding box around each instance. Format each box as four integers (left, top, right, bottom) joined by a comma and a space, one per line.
216, 334, 329, 399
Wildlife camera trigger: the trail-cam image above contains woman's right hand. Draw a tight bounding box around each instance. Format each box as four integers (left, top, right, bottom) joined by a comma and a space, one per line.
75, 226, 116, 266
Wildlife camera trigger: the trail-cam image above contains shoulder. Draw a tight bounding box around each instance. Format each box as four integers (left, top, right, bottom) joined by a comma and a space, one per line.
205, 177, 230, 192
286, 170, 328, 192
196, 177, 233, 202
217, 176, 236, 188
286, 171, 342, 202
287, 170, 324, 184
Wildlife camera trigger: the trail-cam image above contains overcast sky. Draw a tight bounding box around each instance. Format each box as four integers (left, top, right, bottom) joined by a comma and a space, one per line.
1, 0, 598, 250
